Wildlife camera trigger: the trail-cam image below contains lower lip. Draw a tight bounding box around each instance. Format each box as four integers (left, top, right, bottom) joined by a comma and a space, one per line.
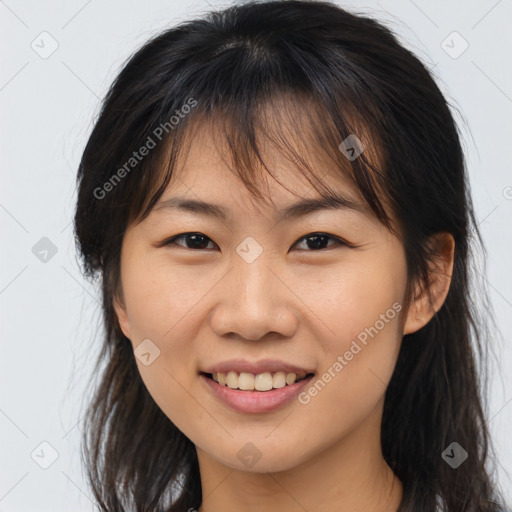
200, 374, 315, 413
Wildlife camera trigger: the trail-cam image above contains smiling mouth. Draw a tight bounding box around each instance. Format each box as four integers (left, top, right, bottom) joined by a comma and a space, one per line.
200, 371, 315, 392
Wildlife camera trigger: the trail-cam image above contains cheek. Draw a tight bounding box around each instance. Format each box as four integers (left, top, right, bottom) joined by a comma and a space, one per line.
120, 263, 204, 434
297, 248, 406, 411
121, 251, 215, 342
305, 250, 406, 350
119, 251, 220, 422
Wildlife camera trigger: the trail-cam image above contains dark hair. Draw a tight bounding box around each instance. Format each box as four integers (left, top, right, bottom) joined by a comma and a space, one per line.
73, 1, 505, 510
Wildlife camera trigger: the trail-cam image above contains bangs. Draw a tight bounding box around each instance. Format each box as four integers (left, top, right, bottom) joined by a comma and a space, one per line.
132, 88, 394, 233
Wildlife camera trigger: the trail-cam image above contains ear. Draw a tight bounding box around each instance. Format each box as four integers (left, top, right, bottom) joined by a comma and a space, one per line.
403, 232, 455, 335
113, 291, 132, 340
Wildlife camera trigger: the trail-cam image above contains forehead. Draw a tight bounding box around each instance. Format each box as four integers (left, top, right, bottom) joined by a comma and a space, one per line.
137, 94, 398, 234
153, 112, 369, 215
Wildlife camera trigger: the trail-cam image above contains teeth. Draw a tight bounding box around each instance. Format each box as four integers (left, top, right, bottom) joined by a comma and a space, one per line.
210, 370, 308, 391
272, 371, 286, 389
238, 372, 255, 390
285, 373, 296, 385
226, 371, 238, 389
254, 372, 273, 391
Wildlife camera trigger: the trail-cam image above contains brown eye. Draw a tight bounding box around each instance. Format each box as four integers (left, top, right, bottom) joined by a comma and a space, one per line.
292, 233, 350, 251
160, 231, 353, 252
164, 233, 216, 250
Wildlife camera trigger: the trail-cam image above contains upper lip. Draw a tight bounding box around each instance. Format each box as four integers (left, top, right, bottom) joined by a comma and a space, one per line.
201, 359, 315, 375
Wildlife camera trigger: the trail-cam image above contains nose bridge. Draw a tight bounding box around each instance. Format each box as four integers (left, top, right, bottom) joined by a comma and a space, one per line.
209, 235, 298, 340
233, 235, 280, 312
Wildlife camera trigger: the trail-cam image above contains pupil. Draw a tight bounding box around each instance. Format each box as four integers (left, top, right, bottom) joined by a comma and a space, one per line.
188, 234, 209, 249
307, 235, 327, 250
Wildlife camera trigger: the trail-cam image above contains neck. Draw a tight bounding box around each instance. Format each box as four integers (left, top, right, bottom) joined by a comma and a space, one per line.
196, 404, 403, 512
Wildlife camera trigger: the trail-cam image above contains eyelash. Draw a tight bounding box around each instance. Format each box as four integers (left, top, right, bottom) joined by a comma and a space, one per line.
160, 232, 354, 252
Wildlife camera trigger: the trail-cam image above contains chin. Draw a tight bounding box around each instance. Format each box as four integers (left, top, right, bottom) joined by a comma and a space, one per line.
206, 440, 311, 474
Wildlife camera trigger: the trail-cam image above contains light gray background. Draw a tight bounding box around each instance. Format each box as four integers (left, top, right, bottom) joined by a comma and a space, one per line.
1, 0, 511, 510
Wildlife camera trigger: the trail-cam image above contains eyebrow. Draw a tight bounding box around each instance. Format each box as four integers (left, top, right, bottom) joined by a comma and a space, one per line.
152, 192, 367, 223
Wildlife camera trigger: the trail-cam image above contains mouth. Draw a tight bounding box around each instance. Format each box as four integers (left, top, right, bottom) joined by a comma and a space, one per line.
199, 370, 316, 413
199, 371, 316, 392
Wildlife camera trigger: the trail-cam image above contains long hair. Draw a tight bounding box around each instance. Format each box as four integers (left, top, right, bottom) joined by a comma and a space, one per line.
73, 1, 505, 510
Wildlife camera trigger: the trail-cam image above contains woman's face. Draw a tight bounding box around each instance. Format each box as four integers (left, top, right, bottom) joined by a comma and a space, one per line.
114, 122, 416, 474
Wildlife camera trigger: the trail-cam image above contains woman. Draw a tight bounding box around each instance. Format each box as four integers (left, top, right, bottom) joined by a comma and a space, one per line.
73, 1, 507, 510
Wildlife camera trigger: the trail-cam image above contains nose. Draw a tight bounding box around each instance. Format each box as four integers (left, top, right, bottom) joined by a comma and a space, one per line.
209, 257, 298, 341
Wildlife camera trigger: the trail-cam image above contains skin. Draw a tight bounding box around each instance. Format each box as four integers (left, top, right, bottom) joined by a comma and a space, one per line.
114, 119, 454, 512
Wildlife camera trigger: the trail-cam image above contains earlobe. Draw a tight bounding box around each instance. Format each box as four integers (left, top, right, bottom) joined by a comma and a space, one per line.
113, 294, 132, 340
403, 232, 455, 335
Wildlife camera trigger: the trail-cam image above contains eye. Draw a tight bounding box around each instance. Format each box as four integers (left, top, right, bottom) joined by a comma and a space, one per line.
292, 232, 348, 251
164, 232, 217, 250
160, 232, 351, 251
